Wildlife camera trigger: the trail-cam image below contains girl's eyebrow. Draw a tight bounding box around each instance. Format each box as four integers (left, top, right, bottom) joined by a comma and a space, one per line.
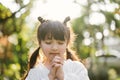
44, 39, 66, 42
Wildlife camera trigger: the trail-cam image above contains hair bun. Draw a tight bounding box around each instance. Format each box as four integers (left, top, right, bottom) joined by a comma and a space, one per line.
38, 17, 45, 23
63, 16, 70, 25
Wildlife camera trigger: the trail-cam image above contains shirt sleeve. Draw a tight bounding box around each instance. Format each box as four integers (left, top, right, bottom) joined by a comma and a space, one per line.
25, 64, 49, 80
25, 68, 41, 80
64, 60, 90, 80
25, 69, 49, 80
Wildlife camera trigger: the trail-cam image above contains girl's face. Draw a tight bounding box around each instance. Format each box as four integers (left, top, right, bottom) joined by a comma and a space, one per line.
40, 38, 67, 62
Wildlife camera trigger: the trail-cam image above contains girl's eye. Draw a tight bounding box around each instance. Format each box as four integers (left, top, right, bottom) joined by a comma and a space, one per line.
45, 41, 52, 44
58, 41, 64, 45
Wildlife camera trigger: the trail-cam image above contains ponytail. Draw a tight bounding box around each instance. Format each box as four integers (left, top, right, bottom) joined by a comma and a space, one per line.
66, 48, 72, 60
21, 47, 40, 80
66, 48, 80, 61
29, 47, 40, 68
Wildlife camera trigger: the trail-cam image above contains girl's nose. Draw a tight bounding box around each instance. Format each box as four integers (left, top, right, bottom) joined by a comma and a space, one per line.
52, 44, 58, 51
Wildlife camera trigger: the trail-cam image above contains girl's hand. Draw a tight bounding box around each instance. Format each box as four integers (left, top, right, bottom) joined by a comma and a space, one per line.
48, 56, 64, 80
48, 56, 59, 80
52, 56, 64, 80
56, 64, 64, 80
48, 65, 57, 80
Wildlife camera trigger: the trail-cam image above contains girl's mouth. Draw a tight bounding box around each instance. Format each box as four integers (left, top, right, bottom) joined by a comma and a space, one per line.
50, 53, 59, 55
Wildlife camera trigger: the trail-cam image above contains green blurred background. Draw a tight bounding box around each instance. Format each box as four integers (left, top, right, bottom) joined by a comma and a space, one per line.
0, 0, 120, 80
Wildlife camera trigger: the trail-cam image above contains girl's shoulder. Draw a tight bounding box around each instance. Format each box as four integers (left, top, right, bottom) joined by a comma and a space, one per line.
63, 59, 89, 80
28, 63, 43, 74
63, 59, 90, 80
26, 63, 49, 80
64, 59, 85, 67
28, 62, 48, 75
63, 59, 87, 72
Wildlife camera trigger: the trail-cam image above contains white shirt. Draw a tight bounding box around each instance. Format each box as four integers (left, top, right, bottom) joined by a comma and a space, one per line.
25, 59, 89, 80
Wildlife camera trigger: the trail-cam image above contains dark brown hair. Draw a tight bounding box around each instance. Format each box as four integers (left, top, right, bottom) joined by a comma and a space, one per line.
22, 16, 79, 80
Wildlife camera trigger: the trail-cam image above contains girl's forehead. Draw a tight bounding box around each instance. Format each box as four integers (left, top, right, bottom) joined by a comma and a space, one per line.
43, 37, 67, 43
44, 34, 66, 41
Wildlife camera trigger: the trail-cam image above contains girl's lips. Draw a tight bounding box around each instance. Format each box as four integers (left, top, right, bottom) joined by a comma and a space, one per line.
50, 53, 58, 54
50, 53, 60, 56
50, 53, 59, 54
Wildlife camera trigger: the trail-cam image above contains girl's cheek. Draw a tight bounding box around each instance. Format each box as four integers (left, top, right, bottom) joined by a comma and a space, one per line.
60, 47, 66, 54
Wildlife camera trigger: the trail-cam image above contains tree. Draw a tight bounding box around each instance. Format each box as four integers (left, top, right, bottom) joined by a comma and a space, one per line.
0, 0, 33, 79
72, 0, 120, 80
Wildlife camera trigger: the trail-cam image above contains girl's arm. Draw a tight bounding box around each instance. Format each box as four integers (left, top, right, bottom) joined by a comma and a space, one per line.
63, 60, 90, 80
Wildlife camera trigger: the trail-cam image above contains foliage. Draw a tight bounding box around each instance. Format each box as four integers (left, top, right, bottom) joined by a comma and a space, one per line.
0, 0, 33, 79
0, 0, 120, 80
72, 0, 120, 80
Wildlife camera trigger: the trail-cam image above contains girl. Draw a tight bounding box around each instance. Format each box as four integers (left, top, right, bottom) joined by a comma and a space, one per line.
23, 16, 89, 80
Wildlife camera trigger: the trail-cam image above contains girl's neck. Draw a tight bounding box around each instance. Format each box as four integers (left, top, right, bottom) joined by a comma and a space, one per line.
43, 60, 51, 70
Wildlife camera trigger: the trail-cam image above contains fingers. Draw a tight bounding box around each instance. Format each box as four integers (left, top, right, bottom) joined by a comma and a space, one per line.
49, 56, 64, 80
51, 56, 64, 68
49, 56, 62, 79
51, 62, 62, 68
48, 64, 57, 79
